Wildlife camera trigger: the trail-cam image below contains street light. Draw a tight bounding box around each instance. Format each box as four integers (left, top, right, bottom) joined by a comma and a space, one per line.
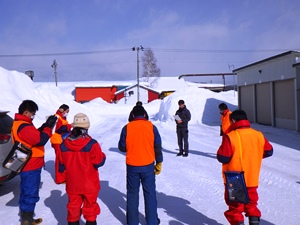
132, 45, 144, 102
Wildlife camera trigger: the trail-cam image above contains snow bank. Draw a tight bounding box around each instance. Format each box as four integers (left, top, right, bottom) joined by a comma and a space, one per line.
154, 86, 238, 125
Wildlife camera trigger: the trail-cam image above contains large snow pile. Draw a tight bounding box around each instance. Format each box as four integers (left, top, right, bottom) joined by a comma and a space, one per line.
154, 86, 237, 125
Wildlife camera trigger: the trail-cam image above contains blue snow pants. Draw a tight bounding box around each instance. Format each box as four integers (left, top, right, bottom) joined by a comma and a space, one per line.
126, 163, 158, 225
19, 168, 42, 212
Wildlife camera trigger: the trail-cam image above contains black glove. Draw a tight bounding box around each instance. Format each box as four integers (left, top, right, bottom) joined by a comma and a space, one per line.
44, 115, 58, 129
38, 123, 46, 132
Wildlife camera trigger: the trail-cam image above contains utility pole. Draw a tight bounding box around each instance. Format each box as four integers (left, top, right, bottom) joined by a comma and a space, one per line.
132, 45, 144, 102
51, 59, 58, 86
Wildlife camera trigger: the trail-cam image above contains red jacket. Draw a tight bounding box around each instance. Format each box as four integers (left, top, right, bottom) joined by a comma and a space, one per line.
60, 134, 106, 194
12, 113, 52, 171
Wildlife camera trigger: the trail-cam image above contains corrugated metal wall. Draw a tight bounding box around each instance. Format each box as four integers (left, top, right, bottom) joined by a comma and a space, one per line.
236, 52, 300, 131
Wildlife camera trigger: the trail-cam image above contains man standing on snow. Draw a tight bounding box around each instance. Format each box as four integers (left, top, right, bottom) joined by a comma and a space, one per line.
12, 100, 57, 225
59, 113, 106, 225
118, 105, 163, 225
218, 103, 232, 136
217, 109, 273, 225
175, 100, 191, 157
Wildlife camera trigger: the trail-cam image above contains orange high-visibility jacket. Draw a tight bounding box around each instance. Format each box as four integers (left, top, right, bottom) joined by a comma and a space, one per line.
126, 120, 156, 166
50, 114, 69, 145
222, 128, 265, 187
220, 110, 232, 134
12, 120, 45, 158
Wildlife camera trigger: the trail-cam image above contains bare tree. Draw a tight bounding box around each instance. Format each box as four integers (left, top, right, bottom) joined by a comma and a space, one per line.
141, 48, 161, 88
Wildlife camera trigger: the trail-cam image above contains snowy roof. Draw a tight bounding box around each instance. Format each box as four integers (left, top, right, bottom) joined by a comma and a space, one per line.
185, 81, 224, 88
149, 77, 188, 92
74, 80, 134, 87
114, 83, 160, 95
73, 77, 225, 92
72, 77, 188, 91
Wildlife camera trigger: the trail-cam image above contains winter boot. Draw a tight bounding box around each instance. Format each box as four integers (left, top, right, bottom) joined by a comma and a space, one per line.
183, 152, 188, 157
249, 216, 260, 225
86, 221, 97, 225
176, 151, 183, 156
20, 211, 42, 225
68, 221, 80, 225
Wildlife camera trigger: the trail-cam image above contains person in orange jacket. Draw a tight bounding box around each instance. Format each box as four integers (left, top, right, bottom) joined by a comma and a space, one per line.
217, 110, 273, 225
219, 103, 232, 135
118, 105, 163, 225
12, 100, 57, 225
59, 113, 106, 225
50, 104, 72, 184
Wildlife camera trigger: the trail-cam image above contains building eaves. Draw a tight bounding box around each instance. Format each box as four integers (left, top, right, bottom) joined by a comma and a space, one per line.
178, 73, 235, 79
292, 62, 300, 67
233, 50, 300, 72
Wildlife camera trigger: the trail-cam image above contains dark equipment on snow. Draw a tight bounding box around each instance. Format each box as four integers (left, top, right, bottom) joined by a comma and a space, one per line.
3, 141, 32, 173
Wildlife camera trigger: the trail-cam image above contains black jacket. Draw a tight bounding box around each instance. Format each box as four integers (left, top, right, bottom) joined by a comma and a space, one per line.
175, 106, 191, 128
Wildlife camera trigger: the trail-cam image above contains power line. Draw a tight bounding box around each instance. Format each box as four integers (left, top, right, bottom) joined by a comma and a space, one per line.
0, 48, 130, 58
151, 48, 300, 53
0, 48, 299, 58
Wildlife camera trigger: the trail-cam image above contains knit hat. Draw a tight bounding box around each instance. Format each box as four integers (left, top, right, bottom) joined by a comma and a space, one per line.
72, 113, 90, 129
132, 105, 146, 117
135, 101, 143, 106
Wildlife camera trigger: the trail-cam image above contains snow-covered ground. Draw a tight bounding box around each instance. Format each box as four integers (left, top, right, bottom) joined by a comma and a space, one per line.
0, 67, 300, 225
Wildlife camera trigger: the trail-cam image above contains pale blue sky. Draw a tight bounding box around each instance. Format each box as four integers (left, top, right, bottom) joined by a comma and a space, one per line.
0, 0, 299, 82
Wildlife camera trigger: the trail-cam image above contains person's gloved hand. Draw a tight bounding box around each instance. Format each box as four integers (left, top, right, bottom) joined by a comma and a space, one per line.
44, 115, 58, 129
154, 162, 162, 175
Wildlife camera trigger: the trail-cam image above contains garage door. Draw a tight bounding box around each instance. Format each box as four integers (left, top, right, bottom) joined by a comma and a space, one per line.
256, 82, 271, 125
239, 85, 255, 122
274, 79, 295, 130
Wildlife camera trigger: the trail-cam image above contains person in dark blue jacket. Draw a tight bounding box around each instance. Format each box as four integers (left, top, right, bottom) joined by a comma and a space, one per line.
175, 100, 191, 157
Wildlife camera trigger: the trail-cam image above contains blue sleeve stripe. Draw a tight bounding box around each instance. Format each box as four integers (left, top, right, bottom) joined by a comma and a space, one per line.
217, 154, 231, 164
264, 148, 273, 158
56, 125, 69, 134
36, 132, 51, 146
17, 123, 32, 133
118, 125, 127, 152
94, 156, 106, 169
153, 125, 163, 163
60, 143, 68, 152
81, 139, 97, 152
